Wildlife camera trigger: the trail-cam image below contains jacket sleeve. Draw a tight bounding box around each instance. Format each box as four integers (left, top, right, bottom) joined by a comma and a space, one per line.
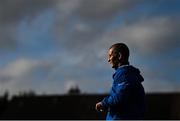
101, 81, 131, 108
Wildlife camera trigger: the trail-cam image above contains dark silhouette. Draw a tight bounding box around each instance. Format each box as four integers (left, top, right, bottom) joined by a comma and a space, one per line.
68, 85, 81, 95
0, 92, 180, 119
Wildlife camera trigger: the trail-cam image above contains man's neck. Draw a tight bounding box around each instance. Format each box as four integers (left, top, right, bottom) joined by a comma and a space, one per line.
114, 63, 129, 70
118, 63, 129, 67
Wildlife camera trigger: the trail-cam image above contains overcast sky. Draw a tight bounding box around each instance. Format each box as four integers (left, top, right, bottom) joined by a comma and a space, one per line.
0, 0, 179, 96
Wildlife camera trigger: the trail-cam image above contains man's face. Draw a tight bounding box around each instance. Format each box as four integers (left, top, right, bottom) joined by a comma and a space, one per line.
108, 48, 120, 69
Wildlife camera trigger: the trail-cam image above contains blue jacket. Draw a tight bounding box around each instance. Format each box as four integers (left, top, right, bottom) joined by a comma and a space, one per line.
101, 65, 145, 120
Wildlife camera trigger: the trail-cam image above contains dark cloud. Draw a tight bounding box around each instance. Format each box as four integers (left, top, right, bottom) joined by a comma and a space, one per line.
0, 27, 17, 49
0, 0, 144, 50
0, 0, 57, 50
54, 0, 145, 52
0, 0, 56, 24
76, 0, 142, 20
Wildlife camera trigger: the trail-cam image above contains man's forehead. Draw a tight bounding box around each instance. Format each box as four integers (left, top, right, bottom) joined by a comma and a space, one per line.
108, 48, 114, 54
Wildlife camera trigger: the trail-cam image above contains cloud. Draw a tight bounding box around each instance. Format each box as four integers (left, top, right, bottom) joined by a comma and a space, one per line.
0, 58, 39, 84
0, 58, 38, 94
53, 0, 145, 51
0, 58, 55, 95
0, 0, 144, 51
101, 16, 180, 56
0, 0, 56, 50
75, 0, 142, 20
0, 0, 179, 94
0, 24, 18, 49
55, 0, 143, 20
0, 0, 56, 24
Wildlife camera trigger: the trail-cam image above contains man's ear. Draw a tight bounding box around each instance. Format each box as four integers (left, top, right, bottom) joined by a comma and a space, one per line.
118, 52, 122, 60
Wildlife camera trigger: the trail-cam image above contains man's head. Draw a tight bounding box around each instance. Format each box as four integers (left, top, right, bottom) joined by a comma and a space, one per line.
108, 43, 129, 69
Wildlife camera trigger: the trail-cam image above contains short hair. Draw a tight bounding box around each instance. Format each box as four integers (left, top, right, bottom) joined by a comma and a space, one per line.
109, 43, 130, 64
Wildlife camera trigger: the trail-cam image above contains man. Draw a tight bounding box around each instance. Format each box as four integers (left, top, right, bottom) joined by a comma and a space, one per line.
95, 43, 145, 120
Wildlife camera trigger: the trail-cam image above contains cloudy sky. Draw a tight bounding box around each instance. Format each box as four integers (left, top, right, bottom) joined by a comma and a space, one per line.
0, 0, 179, 96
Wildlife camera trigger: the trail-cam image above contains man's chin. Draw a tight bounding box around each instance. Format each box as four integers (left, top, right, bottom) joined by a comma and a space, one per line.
112, 65, 118, 69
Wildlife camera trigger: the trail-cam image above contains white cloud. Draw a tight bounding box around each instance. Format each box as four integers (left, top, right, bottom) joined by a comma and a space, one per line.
100, 16, 180, 55
2, 58, 38, 78
0, 58, 56, 95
